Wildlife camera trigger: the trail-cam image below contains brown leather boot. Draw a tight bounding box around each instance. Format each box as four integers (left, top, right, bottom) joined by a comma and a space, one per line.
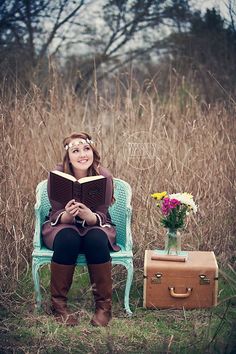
87, 261, 112, 327
50, 262, 78, 326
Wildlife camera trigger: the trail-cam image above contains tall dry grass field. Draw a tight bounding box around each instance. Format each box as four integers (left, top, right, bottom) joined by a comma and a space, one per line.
0, 77, 235, 306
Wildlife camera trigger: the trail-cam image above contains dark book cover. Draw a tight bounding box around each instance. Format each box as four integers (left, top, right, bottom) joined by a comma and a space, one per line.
49, 171, 107, 208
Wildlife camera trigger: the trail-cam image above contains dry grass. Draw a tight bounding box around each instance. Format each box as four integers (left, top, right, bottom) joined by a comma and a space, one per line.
0, 74, 235, 306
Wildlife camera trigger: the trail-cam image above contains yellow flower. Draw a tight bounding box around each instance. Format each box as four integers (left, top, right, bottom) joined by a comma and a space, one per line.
151, 191, 168, 200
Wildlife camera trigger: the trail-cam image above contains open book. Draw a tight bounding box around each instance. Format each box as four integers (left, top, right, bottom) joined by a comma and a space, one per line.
49, 170, 107, 208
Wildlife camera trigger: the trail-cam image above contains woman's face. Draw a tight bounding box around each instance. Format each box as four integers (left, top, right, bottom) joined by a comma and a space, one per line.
68, 138, 94, 174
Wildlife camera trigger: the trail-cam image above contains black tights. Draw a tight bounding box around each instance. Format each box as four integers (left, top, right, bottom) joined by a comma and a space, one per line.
52, 228, 111, 265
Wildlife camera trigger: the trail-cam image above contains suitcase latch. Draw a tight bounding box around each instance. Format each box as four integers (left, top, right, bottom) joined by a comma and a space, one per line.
199, 274, 210, 285
151, 273, 162, 284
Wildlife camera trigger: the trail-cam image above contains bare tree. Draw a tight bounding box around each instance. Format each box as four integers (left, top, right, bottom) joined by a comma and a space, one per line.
0, 0, 194, 93
72, 0, 192, 93
0, 0, 88, 88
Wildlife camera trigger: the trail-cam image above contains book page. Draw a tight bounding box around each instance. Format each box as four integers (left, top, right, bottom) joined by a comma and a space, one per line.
78, 175, 105, 184
51, 170, 77, 182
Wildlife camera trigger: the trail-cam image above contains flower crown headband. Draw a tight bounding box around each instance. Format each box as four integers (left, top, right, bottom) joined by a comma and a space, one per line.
64, 138, 94, 150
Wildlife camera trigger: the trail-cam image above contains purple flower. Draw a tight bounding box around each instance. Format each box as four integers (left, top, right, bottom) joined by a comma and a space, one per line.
161, 197, 171, 215
170, 198, 181, 209
161, 197, 181, 215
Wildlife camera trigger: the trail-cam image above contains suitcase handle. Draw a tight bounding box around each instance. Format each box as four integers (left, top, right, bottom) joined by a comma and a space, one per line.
169, 287, 192, 298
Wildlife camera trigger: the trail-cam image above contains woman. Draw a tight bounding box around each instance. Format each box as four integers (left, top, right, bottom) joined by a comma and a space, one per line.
42, 132, 120, 327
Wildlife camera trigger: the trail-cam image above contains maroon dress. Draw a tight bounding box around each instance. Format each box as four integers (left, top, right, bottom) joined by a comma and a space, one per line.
42, 164, 120, 252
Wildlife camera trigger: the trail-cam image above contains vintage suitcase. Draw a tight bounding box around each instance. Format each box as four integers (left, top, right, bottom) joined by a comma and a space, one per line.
143, 250, 218, 309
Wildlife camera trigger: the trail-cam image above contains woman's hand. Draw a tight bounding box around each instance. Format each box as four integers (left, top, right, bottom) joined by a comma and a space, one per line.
62, 199, 97, 226
59, 199, 78, 224
74, 202, 97, 226
65, 199, 81, 217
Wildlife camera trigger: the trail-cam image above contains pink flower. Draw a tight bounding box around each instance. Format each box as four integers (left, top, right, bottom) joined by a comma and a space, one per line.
161, 197, 181, 215
161, 197, 171, 215
170, 198, 181, 209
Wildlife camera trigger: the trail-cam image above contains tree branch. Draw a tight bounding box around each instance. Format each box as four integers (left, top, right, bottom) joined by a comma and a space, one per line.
39, 0, 86, 60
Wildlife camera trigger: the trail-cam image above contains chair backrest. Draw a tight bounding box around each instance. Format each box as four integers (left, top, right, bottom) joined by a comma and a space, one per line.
33, 178, 132, 251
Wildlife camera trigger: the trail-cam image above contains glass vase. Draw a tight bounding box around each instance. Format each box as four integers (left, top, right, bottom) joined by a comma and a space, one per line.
165, 228, 181, 255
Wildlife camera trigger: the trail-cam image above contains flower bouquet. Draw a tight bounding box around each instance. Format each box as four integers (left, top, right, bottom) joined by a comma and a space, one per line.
151, 191, 197, 255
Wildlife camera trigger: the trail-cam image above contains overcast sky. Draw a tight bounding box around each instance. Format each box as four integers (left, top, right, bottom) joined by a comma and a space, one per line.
51, 0, 233, 57
193, 0, 230, 19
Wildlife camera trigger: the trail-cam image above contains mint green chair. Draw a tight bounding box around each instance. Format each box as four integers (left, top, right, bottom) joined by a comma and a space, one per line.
32, 178, 133, 315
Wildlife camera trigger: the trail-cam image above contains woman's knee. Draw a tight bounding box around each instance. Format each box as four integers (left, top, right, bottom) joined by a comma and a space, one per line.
53, 228, 80, 250
83, 229, 109, 250
83, 229, 110, 264
52, 228, 81, 264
